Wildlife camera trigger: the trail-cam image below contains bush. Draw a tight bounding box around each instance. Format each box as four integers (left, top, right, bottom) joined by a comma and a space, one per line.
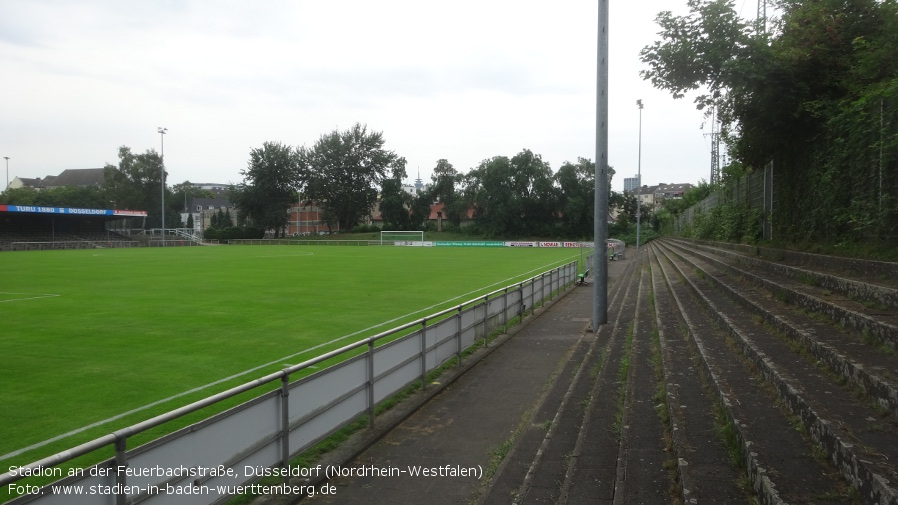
687, 204, 760, 244
439, 222, 460, 234
204, 227, 264, 241
351, 224, 381, 234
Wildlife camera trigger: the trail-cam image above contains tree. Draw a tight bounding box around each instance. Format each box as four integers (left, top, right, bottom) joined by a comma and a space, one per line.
0, 185, 108, 208
640, 0, 898, 241
464, 156, 515, 236
409, 191, 434, 230
230, 141, 301, 237
379, 165, 412, 230
639, 0, 768, 164
430, 159, 457, 202
462, 149, 557, 236
429, 159, 467, 227
103, 146, 169, 228
0, 186, 40, 205
172, 181, 197, 213
554, 158, 595, 237
509, 149, 557, 235
639, 0, 896, 168
300, 123, 405, 231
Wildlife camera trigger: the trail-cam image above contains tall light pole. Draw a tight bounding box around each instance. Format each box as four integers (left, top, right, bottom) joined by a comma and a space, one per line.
593, 0, 610, 329
158, 127, 167, 247
636, 99, 643, 251
3, 157, 9, 191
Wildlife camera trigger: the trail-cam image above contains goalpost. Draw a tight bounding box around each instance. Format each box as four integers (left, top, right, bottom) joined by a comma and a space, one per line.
380, 230, 425, 245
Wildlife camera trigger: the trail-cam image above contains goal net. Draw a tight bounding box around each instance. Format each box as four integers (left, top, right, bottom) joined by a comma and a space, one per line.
380, 230, 425, 246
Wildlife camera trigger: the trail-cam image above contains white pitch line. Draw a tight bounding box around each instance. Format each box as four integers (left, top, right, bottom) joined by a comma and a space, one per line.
0, 292, 61, 303
255, 252, 315, 258
3, 256, 576, 461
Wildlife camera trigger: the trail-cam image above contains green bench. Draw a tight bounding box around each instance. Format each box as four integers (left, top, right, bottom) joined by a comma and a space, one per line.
577, 269, 590, 285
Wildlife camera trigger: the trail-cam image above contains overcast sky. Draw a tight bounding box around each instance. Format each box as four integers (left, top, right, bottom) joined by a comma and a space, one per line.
1, 1, 759, 193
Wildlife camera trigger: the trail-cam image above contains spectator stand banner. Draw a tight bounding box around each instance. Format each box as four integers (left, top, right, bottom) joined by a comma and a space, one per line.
0, 205, 147, 217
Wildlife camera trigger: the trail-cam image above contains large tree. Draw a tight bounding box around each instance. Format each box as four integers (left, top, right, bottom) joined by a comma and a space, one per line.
171, 181, 201, 214
639, 0, 764, 164
554, 158, 595, 238
409, 191, 434, 230
300, 123, 405, 231
463, 149, 557, 236
379, 165, 412, 230
429, 159, 467, 227
230, 141, 300, 237
640, 0, 898, 240
103, 146, 170, 228
464, 156, 515, 236
509, 149, 558, 235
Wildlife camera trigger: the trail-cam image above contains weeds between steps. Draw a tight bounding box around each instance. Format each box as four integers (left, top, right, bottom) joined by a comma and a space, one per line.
613, 321, 635, 436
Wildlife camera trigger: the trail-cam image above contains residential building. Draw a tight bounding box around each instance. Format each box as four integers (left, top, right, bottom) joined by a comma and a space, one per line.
8, 168, 106, 190
286, 201, 338, 236
183, 197, 236, 234
634, 182, 694, 208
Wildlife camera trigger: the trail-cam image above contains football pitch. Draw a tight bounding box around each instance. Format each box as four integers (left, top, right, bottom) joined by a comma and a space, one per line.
0, 244, 582, 470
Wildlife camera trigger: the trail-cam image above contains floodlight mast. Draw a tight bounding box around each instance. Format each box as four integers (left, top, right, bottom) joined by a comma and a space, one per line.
593, 0, 609, 329
636, 99, 643, 251
158, 127, 167, 247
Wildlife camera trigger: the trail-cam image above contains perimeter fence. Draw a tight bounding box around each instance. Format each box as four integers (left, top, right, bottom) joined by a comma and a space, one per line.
1, 261, 578, 505
674, 163, 777, 241
4, 241, 140, 251
229, 239, 372, 246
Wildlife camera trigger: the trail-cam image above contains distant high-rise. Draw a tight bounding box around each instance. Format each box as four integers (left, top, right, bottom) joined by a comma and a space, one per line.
623, 174, 641, 194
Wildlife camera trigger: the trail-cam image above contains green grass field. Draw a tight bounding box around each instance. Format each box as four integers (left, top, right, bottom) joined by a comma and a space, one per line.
0, 244, 581, 474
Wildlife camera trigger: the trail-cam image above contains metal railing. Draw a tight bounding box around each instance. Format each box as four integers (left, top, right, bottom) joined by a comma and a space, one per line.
5, 241, 140, 251
1, 261, 578, 505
